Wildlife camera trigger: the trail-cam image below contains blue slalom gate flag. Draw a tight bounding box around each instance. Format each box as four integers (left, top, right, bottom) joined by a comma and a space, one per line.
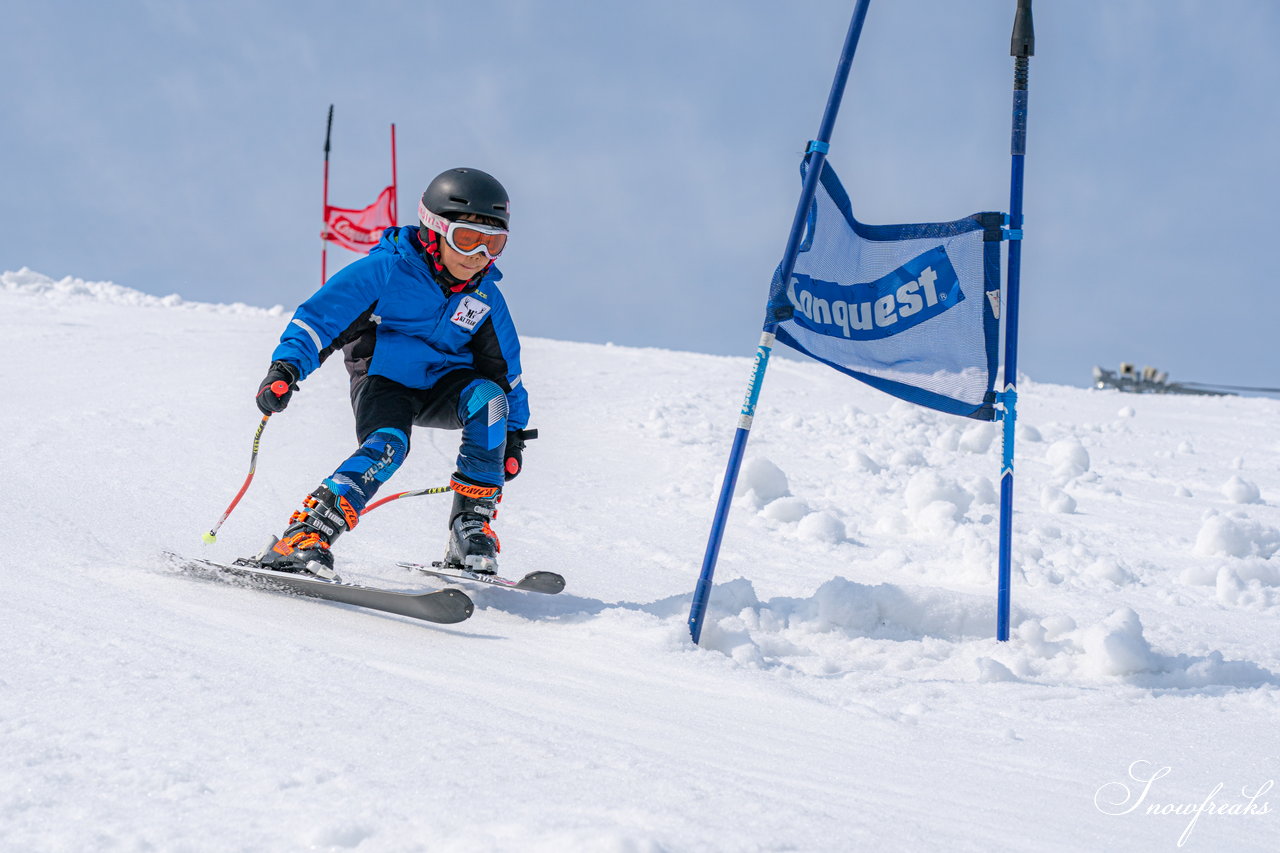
689, 0, 1034, 645
765, 160, 1004, 421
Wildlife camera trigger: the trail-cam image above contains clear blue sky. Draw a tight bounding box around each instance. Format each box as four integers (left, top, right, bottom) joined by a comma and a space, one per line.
4, 1, 1277, 390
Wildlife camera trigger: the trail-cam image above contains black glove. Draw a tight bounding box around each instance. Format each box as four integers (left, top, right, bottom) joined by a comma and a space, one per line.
256, 360, 300, 415
503, 428, 538, 481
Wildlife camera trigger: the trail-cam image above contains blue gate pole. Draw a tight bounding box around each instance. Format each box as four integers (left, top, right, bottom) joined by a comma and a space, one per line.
996, 0, 1035, 642
688, 0, 873, 644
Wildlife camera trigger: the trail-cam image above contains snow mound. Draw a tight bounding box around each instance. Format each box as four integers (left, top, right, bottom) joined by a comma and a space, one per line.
734, 456, 789, 507
904, 470, 973, 526
694, 577, 998, 669
958, 423, 996, 454
796, 511, 845, 544
691, 581, 1275, 691
1017, 423, 1042, 442
1039, 485, 1077, 514
1, 267, 282, 316
1192, 512, 1280, 558
759, 496, 810, 523
848, 449, 883, 473
1077, 608, 1156, 676
1213, 563, 1280, 609
1014, 608, 1278, 688
1221, 474, 1262, 504
1084, 557, 1137, 587
1046, 438, 1090, 480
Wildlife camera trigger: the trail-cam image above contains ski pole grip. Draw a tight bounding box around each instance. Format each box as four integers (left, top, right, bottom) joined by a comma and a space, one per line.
270, 380, 290, 397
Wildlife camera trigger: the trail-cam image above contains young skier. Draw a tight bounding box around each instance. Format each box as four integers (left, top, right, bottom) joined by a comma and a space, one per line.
251, 167, 534, 580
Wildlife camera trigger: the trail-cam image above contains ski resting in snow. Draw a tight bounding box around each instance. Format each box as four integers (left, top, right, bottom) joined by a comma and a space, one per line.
164, 552, 475, 625
399, 561, 566, 595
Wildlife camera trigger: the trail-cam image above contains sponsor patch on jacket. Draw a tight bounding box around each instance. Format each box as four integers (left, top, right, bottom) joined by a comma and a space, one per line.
450, 295, 491, 331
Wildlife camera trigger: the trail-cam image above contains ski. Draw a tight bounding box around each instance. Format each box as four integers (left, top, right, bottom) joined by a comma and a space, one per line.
399, 561, 566, 595
165, 552, 474, 624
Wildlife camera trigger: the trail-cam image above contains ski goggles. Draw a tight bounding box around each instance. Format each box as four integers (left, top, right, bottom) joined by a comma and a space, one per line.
419, 201, 508, 259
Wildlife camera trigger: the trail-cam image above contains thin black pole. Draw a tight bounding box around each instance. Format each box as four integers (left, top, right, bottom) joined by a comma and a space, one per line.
322, 104, 333, 285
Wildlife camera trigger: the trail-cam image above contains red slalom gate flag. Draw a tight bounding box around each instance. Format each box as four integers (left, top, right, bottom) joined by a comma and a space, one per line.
322, 185, 395, 253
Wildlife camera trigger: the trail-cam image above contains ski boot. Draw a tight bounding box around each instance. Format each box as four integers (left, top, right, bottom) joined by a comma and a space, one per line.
255, 484, 358, 581
444, 477, 502, 574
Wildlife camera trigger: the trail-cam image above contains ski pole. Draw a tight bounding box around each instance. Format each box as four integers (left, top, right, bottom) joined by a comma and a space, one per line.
359, 486, 452, 517
202, 380, 290, 544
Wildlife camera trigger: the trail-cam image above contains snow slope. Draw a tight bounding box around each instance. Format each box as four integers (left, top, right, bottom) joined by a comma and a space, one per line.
2, 268, 1277, 852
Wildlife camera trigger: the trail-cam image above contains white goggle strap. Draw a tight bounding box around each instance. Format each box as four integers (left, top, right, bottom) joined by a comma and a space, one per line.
417, 202, 506, 258
418, 201, 453, 238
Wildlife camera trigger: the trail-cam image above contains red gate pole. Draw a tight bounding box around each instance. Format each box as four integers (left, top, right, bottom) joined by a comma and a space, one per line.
390, 122, 398, 224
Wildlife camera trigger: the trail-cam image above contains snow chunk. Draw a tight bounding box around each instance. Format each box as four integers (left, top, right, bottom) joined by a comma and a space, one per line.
1221, 475, 1261, 504
964, 474, 997, 506
915, 501, 962, 537
933, 427, 960, 452
1179, 562, 1220, 586
1040, 614, 1077, 639
1193, 513, 1280, 558
1080, 608, 1156, 677
1216, 563, 1280, 609
848, 450, 882, 474
797, 512, 846, 544
794, 578, 992, 640
1085, 557, 1136, 586
905, 471, 973, 521
1039, 485, 1077, 514
759, 496, 809, 523
700, 612, 767, 667
1193, 515, 1250, 558
889, 448, 926, 468
734, 457, 789, 506
1080, 609, 1273, 685
976, 658, 1019, 683
1017, 423, 1042, 443
958, 423, 996, 454
1046, 438, 1090, 479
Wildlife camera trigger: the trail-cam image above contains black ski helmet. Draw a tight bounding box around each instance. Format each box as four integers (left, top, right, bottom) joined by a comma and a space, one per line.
419, 167, 510, 229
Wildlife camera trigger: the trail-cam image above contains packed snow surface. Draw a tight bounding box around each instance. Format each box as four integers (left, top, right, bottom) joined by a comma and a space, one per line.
3, 268, 1278, 851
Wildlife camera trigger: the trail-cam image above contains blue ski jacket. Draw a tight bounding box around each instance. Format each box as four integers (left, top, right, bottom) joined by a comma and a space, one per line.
272, 225, 530, 429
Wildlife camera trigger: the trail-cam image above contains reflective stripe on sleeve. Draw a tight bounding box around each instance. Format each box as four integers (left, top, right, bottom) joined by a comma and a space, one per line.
291, 318, 323, 352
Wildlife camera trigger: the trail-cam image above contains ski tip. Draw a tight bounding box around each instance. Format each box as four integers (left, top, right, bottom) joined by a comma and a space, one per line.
434, 588, 475, 623
518, 571, 566, 595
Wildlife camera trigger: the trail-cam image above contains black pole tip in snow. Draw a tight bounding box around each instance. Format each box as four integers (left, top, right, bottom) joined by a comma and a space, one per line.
1011, 0, 1035, 58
